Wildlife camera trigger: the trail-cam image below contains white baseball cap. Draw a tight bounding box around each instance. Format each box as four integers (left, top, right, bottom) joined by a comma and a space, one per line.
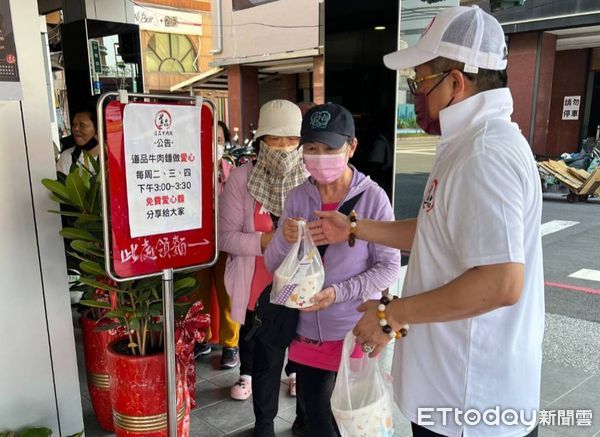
254, 99, 302, 139
384, 6, 508, 73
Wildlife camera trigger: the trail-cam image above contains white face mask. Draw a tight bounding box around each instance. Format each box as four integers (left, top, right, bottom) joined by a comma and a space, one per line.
217, 144, 225, 161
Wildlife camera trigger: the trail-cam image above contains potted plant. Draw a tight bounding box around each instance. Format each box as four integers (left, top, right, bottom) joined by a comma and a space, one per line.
43, 157, 208, 435
43, 158, 122, 431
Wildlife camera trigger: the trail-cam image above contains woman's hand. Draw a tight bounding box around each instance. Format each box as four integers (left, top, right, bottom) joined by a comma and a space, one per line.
283, 218, 303, 243
260, 230, 274, 252
307, 210, 351, 246
301, 287, 336, 312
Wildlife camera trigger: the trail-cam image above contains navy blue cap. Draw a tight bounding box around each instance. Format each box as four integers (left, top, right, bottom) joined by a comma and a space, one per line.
300, 103, 355, 149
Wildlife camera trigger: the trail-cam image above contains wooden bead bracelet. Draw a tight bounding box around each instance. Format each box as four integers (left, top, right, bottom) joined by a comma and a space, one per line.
348, 210, 357, 247
377, 295, 409, 340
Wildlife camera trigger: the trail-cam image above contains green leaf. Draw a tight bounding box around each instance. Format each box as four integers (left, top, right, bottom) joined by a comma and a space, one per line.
60, 228, 101, 242
65, 171, 87, 210
95, 323, 121, 331
75, 221, 104, 233
48, 210, 101, 220
79, 299, 111, 309
79, 277, 121, 293
70, 240, 104, 258
87, 179, 101, 215
128, 319, 140, 331
105, 309, 127, 319
66, 250, 94, 264
174, 277, 197, 292
135, 276, 161, 291
83, 150, 100, 175
20, 428, 52, 437
49, 194, 77, 208
42, 178, 69, 199
79, 261, 105, 276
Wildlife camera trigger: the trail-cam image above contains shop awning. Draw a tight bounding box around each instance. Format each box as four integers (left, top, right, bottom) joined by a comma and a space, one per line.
169, 67, 227, 92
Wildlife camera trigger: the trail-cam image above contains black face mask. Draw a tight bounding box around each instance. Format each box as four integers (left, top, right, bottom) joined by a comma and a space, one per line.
71, 137, 98, 166
82, 137, 98, 151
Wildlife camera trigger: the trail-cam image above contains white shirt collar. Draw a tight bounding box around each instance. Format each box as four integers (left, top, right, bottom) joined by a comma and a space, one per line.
438, 88, 514, 146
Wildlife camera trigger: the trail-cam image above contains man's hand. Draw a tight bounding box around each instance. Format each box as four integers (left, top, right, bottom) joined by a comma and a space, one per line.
352, 299, 406, 358
301, 287, 335, 312
307, 210, 351, 246
283, 218, 304, 243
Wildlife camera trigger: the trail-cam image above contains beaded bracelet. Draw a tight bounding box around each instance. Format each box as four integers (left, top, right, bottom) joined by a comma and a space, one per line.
377, 295, 409, 340
348, 210, 357, 247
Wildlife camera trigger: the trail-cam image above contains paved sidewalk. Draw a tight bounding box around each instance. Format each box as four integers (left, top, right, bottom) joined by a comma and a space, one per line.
78, 313, 600, 436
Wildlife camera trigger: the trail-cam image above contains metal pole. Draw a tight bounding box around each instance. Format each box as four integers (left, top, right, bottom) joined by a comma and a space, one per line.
162, 268, 177, 437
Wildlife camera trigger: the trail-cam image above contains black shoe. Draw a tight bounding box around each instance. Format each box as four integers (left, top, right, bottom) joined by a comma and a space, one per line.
220, 347, 239, 369
193, 342, 212, 359
291, 416, 309, 437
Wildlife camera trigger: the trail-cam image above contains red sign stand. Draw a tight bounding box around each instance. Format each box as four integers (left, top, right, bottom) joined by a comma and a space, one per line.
97, 92, 217, 437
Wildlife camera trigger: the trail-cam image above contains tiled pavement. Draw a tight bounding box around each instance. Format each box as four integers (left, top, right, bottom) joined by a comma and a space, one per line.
78, 315, 600, 437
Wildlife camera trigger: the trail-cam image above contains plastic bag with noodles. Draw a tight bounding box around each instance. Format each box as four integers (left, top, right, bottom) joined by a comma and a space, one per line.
271, 220, 324, 309
331, 331, 396, 437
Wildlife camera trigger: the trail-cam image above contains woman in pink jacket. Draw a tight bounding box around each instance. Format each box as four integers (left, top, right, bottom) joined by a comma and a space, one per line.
218, 100, 306, 435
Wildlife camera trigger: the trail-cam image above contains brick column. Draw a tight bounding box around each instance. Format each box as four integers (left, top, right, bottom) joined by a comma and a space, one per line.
313, 55, 325, 104
507, 32, 556, 156
280, 74, 298, 102
227, 64, 259, 142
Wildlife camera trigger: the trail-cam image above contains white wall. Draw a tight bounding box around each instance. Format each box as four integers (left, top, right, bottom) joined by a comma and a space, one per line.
64, 0, 135, 23
0, 0, 83, 434
211, 0, 320, 64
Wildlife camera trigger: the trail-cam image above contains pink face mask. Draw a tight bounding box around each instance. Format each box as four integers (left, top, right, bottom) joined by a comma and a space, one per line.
303, 152, 347, 184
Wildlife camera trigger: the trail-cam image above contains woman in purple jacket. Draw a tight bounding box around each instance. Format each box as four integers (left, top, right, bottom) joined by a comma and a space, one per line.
265, 103, 401, 436
218, 99, 306, 434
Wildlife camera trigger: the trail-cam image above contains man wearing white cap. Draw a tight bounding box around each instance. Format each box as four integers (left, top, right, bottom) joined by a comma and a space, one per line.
308, 6, 543, 437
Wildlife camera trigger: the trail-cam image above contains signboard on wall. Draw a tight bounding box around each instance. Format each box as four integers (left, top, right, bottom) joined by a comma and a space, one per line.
134, 5, 203, 35
233, 0, 280, 11
562, 96, 581, 120
0, 0, 22, 100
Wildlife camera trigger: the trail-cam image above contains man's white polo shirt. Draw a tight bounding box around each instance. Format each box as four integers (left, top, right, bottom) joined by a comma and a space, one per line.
393, 88, 544, 437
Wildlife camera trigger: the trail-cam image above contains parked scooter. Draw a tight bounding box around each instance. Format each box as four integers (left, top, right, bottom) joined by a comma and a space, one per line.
226, 124, 257, 166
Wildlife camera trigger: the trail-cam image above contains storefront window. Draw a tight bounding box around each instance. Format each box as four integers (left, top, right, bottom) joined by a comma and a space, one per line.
145, 32, 198, 73
394, 0, 458, 219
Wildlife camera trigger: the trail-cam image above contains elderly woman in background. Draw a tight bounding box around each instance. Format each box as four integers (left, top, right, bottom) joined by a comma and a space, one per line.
56, 105, 99, 175
265, 103, 400, 437
218, 100, 306, 436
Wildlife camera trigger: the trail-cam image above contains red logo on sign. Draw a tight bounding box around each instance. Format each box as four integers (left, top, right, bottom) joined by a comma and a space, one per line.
155, 110, 172, 130
6, 53, 16, 64
422, 179, 438, 212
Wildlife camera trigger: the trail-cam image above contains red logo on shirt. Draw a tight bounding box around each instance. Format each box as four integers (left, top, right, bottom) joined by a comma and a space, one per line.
422, 179, 438, 212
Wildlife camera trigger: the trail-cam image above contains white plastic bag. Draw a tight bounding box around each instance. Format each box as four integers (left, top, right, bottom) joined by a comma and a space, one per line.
331, 331, 396, 437
271, 220, 325, 309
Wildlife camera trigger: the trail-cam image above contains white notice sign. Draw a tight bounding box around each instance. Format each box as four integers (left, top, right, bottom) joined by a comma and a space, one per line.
562, 96, 581, 120
123, 103, 202, 238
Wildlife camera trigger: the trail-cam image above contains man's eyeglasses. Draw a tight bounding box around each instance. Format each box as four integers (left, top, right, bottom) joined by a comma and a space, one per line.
407, 70, 474, 95
407, 71, 450, 95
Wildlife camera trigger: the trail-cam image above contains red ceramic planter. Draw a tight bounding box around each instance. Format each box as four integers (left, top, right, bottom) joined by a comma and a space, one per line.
80, 313, 125, 432
107, 339, 186, 436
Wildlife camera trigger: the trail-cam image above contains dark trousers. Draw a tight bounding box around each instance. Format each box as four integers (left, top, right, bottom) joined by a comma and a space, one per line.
238, 310, 255, 376
411, 422, 539, 437
296, 362, 341, 437
251, 334, 287, 436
